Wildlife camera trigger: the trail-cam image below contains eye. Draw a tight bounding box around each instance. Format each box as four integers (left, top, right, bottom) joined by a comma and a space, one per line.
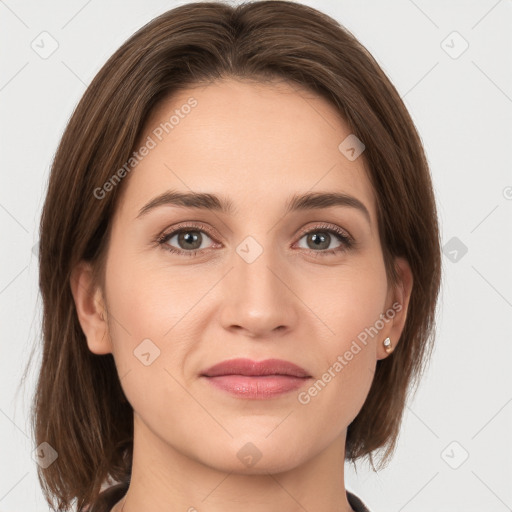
156, 222, 354, 257
295, 224, 353, 256
157, 224, 218, 256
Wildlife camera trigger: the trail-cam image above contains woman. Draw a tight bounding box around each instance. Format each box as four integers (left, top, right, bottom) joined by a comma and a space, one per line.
31, 2, 441, 511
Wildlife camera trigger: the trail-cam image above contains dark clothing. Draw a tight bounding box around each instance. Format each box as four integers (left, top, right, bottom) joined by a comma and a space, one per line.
81, 483, 127, 512
347, 490, 371, 511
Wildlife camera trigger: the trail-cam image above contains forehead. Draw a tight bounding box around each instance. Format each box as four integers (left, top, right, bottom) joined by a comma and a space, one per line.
115, 78, 376, 224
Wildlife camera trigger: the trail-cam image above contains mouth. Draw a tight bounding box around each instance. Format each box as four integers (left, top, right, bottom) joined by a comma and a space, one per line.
200, 358, 312, 399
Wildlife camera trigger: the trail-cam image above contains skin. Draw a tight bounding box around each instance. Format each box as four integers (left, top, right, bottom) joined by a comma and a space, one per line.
71, 78, 412, 512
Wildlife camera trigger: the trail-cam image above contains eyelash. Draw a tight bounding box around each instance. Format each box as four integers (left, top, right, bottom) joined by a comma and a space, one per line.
155, 222, 354, 258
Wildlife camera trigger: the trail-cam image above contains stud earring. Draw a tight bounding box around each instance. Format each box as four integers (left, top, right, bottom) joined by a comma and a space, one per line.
383, 337, 393, 354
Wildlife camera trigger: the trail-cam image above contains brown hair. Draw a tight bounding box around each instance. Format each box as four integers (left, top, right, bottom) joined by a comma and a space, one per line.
27, 1, 441, 510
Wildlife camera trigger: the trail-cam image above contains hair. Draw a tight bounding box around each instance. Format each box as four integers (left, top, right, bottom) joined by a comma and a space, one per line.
26, 1, 442, 510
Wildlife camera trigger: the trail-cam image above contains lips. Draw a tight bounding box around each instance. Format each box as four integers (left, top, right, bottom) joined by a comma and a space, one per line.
201, 358, 312, 399
201, 358, 311, 378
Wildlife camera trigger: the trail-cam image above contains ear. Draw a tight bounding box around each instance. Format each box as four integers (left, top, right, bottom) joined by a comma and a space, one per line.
377, 257, 413, 360
70, 261, 112, 355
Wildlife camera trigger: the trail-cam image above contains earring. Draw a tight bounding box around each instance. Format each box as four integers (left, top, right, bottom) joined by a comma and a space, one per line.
383, 337, 393, 354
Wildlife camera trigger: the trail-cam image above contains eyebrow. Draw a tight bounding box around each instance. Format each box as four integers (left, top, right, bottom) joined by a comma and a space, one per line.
136, 190, 371, 223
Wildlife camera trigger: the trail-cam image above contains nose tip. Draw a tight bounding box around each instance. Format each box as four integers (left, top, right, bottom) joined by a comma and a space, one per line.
219, 258, 297, 338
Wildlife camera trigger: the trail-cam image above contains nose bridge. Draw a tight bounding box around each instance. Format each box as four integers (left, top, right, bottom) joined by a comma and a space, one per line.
220, 237, 296, 335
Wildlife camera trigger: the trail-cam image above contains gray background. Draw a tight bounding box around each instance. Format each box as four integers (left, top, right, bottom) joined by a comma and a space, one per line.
1, 0, 511, 511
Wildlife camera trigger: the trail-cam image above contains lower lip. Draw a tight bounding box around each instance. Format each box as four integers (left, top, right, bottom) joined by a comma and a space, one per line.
203, 375, 310, 399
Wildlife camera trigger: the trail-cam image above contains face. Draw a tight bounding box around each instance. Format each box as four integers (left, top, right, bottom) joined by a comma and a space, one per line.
73, 78, 411, 474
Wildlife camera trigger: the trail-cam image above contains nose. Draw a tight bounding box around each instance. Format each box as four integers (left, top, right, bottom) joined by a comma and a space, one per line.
218, 246, 298, 338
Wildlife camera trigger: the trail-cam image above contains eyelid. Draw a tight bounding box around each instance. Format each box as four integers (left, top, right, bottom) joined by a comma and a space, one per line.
157, 221, 218, 243
294, 222, 353, 244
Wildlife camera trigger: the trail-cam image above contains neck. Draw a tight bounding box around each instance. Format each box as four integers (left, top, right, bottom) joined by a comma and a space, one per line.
113, 413, 355, 512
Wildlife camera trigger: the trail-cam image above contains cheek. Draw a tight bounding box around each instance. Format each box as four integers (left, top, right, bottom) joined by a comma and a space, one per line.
294, 346, 375, 460
103, 252, 199, 432
104, 246, 194, 339
296, 260, 387, 421
304, 258, 389, 344
103, 247, 215, 402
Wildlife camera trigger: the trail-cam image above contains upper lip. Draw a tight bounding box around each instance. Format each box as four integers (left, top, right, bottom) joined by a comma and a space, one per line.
201, 358, 311, 378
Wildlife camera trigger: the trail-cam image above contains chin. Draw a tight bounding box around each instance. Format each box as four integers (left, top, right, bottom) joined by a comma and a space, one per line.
194, 438, 306, 475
